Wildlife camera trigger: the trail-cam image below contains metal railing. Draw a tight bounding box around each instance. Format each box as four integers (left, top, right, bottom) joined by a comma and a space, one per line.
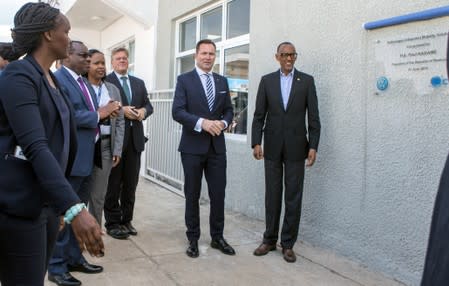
143, 89, 184, 196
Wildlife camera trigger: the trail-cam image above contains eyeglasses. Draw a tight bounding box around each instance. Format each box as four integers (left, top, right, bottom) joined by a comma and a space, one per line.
76, 52, 89, 58
279, 53, 297, 59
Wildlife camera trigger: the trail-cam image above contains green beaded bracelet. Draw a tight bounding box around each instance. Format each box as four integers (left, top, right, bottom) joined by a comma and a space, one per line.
63, 203, 87, 224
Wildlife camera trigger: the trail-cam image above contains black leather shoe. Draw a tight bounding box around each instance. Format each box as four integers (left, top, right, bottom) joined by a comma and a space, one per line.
48, 272, 81, 286
68, 261, 103, 274
107, 227, 129, 239
186, 240, 199, 258
211, 238, 236, 255
122, 222, 138, 235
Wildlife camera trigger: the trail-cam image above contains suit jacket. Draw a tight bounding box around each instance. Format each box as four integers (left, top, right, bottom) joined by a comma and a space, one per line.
420, 33, 449, 286
55, 67, 99, 177
0, 55, 79, 218
251, 68, 320, 161
172, 69, 234, 155
104, 81, 125, 156
105, 72, 153, 153
85, 81, 125, 157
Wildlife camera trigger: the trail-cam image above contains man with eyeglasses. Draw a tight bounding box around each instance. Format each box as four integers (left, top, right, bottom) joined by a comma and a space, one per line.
251, 41, 321, 263
48, 41, 120, 286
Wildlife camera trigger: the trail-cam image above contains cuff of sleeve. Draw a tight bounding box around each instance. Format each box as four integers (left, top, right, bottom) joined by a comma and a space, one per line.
221, 120, 228, 130
194, 118, 204, 132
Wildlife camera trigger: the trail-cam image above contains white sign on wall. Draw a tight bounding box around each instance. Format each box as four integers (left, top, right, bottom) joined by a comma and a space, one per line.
374, 30, 448, 95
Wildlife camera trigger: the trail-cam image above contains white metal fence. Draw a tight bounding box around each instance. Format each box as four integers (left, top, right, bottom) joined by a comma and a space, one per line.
143, 89, 184, 196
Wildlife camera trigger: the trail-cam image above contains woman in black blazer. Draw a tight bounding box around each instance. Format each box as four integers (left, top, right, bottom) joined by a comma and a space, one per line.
0, 3, 103, 285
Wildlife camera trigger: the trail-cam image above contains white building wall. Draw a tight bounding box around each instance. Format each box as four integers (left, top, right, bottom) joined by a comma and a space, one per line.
154, 0, 449, 285
101, 17, 155, 90
68, 28, 101, 50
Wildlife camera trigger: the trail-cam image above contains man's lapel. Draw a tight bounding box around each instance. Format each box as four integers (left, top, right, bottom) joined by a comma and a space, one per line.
129, 76, 137, 105
191, 70, 210, 111
108, 73, 127, 104
61, 67, 92, 110
273, 71, 284, 111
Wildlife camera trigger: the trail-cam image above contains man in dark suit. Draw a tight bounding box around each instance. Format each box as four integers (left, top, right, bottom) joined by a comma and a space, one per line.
48, 41, 120, 286
104, 47, 153, 239
251, 42, 321, 263
172, 39, 235, 258
420, 33, 449, 286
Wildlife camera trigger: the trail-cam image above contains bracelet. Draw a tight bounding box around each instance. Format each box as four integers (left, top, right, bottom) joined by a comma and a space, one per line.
63, 203, 87, 224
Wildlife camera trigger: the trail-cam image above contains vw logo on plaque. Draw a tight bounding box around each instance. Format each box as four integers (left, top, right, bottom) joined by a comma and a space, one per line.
376, 76, 389, 91
430, 76, 442, 87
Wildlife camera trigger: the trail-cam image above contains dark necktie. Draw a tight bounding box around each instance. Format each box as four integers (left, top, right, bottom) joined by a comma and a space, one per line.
205, 74, 214, 111
121, 76, 132, 104
77, 77, 95, 111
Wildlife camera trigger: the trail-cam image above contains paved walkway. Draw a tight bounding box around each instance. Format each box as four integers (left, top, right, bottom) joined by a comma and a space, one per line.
46, 178, 406, 286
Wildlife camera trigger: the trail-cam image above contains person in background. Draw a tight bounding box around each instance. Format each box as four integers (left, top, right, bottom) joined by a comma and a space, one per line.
172, 39, 235, 258
104, 47, 153, 239
420, 33, 449, 286
0, 3, 103, 286
48, 41, 120, 286
0, 42, 15, 75
85, 48, 125, 227
251, 41, 320, 263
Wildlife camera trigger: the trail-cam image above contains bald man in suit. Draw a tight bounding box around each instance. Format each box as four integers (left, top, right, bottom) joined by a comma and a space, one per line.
251, 41, 320, 263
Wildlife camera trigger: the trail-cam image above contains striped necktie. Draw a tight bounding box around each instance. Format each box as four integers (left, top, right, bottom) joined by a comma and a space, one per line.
205, 74, 214, 111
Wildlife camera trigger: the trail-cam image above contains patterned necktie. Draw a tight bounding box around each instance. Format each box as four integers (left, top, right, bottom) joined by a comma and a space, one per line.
205, 74, 214, 111
77, 77, 99, 138
121, 76, 132, 104
77, 77, 94, 111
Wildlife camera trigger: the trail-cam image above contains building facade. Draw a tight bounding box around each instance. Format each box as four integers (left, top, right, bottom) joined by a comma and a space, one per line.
61, 0, 449, 284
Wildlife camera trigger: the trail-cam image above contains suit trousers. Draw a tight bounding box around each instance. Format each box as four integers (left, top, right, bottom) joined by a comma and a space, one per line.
263, 159, 305, 249
104, 135, 141, 229
181, 146, 226, 242
88, 137, 113, 226
49, 176, 90, 275
0, 207, 58, 286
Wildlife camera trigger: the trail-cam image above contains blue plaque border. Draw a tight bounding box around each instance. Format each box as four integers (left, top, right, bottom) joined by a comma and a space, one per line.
364, 5, 449, 30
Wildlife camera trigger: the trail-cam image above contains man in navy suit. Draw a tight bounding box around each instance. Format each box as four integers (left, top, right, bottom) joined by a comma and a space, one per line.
252, 42, 320, 263
104, 47, 153, 239
48, 41, 120, 286
172, 39, 235, 258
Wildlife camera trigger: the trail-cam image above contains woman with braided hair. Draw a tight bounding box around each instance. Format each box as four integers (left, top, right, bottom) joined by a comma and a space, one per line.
0, 3, 104, 285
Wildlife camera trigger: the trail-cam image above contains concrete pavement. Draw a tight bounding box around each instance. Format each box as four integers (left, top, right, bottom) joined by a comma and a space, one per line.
46, 178, 406, 286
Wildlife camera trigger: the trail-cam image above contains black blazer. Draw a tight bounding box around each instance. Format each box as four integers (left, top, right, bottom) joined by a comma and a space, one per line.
251, 69, 321, 161
172, 69, 234, 155
0, 55, 80, 218
105, 72, 153, 152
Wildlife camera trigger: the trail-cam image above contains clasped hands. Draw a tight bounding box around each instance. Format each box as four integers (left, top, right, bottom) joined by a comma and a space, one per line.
202, 119, 225, 136
123, 106, 145, 121
98, 100, 121, 120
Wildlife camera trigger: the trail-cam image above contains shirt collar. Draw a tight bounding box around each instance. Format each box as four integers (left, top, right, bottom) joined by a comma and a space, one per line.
279, 69, 294, 78
114, 71, 129, 80
63, 65, 82, 81
195, 66, 213, 77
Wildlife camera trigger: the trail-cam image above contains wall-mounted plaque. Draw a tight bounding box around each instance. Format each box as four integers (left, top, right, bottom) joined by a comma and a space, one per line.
374, 28, 447, 95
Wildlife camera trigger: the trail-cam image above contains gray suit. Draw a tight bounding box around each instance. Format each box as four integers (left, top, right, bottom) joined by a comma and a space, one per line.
87, 81, 125, 225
